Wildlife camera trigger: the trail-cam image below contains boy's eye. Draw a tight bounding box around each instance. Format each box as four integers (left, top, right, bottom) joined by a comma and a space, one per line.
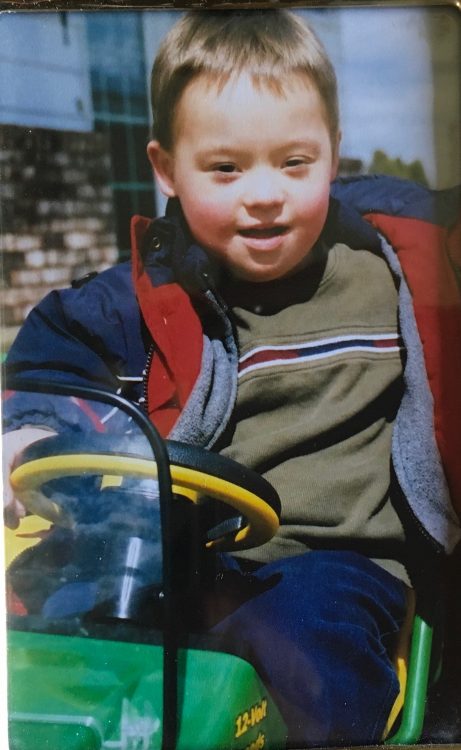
284, 157, 309, 168
214, 163, 237, 173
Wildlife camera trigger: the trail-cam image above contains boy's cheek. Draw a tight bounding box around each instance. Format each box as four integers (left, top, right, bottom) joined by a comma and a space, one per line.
182, 199, 231, 234
301, 187, 331, 221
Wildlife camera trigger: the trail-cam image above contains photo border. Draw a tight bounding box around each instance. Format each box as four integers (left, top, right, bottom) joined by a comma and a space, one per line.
1, 2, 460, 750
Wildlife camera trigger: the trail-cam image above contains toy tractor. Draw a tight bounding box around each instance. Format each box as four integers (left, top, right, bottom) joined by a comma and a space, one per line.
4, 379, 285, 750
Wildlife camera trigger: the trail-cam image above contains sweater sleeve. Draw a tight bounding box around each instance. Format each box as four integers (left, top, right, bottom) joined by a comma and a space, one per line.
3, 264, 146, 433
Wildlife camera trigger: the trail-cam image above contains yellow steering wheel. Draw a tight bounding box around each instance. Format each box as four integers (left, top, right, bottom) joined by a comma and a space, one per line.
9, 434, 281, 552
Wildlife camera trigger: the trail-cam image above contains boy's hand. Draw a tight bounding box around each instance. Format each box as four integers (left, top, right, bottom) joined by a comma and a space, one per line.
3, 427, 57, 529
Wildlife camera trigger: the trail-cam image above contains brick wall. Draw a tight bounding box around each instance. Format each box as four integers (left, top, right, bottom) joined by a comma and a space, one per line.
1, 125, 118, 348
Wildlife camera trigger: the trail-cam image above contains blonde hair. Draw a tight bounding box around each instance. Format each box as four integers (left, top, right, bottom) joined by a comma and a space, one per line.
151, 10, 339, 151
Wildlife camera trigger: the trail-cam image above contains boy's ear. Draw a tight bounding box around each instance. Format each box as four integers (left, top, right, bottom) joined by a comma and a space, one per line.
330, 131, 342, 180
147, 140, 176, 198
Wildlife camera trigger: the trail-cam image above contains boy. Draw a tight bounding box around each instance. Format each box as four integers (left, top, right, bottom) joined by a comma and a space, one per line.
3, 10, 461, 747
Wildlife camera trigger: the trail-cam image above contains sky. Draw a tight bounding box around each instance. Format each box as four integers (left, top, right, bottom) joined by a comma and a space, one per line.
298, 8, 438, 181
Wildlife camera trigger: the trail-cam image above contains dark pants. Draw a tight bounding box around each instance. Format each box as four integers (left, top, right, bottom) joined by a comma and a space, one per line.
213, 550, 408, 748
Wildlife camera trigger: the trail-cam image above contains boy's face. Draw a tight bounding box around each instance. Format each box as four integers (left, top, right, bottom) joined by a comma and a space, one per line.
148, 72, 338, 282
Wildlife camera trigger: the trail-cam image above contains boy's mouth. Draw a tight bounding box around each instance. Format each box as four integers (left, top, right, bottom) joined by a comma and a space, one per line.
238, 225, 288, 240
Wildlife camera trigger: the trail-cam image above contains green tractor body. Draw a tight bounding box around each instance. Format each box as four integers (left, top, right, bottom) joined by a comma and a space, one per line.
9, 628, 286, 750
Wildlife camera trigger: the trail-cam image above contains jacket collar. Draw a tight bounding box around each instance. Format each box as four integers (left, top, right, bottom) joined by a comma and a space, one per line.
133, 198, 223, 295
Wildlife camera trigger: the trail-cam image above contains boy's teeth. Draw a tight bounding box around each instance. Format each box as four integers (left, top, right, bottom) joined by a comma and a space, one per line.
241, 227, 285, 238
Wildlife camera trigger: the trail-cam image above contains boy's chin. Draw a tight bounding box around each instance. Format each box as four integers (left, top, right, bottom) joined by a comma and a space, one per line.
228, 258, 312, 284
230, 269, 292, 284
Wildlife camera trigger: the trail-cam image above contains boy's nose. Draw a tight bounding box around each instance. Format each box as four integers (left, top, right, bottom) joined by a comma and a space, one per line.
243, 169, 284, 210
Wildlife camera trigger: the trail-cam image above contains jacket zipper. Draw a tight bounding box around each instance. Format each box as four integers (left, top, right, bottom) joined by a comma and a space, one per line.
140, 285, 234, 435
392, 468, 445, 556
141, 342, 155, 414
407, 503, 445, 554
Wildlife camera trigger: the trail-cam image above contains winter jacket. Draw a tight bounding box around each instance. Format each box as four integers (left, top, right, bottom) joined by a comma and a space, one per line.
4, 175, 461, 554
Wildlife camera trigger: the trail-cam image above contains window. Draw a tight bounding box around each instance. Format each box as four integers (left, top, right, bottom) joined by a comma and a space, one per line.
86, 13, 155, 258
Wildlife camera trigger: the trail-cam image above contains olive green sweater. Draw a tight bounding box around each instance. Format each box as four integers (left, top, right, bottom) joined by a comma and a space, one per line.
220, 242, 409, 584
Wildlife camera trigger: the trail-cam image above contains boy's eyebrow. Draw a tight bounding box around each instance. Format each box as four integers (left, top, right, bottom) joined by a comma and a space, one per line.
281, 139, 322, 152
272, 140, 322, 160
197, 139, 322, 159
196, 145, 241, 158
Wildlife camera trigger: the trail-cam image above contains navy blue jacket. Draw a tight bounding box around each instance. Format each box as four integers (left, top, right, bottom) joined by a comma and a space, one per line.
4, 176, 461, 553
